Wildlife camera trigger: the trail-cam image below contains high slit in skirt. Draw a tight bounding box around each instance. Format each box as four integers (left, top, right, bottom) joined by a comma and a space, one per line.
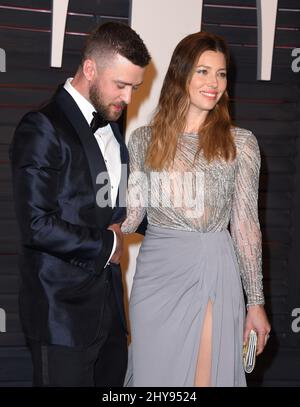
124, 225, 247, 387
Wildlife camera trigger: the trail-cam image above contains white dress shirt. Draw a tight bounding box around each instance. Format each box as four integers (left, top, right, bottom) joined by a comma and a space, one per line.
64, 78, 121, 264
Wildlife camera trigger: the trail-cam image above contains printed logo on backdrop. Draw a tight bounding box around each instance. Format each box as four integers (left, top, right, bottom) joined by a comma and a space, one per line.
291, 48, 300, 73
0, 308, 6, 333
50, 0, 289, 81
0, 48, 6, 72
291, 308, 300, 334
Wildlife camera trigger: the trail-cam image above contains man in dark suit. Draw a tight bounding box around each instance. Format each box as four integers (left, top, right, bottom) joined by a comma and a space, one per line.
10, 22, 150, 386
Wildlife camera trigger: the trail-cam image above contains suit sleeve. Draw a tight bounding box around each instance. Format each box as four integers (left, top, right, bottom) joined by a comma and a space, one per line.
10, 112, 114, 264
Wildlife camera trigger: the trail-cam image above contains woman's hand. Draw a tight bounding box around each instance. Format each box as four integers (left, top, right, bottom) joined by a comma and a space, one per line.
244, 304, 271, 355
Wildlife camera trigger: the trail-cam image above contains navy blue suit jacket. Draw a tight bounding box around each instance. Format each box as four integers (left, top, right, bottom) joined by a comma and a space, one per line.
10, 86, 129, 348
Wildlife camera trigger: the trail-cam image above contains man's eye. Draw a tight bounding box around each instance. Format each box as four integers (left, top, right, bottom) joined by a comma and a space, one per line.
117, 84, 125, 89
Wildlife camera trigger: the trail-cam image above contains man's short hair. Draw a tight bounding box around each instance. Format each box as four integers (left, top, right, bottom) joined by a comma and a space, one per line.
81, 21, 151, 68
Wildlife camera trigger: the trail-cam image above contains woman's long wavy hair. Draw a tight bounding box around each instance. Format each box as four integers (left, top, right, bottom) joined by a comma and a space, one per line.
145, 31, 236, 170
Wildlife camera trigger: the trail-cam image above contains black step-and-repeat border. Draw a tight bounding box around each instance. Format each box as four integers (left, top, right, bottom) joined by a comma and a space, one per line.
0, 0, 299, 387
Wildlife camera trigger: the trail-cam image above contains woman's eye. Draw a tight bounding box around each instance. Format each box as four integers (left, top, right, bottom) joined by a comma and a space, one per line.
218, 72, 227, 78
196, 69, 207, 75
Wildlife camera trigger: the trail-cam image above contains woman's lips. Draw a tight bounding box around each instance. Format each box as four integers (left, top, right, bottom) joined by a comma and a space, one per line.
200, 91, 218, 99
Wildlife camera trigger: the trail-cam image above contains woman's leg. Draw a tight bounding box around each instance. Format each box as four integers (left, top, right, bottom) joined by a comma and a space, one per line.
194, 299, 213, 387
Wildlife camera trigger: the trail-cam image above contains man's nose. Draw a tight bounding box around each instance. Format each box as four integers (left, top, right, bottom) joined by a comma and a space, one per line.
121, 87, 133, 105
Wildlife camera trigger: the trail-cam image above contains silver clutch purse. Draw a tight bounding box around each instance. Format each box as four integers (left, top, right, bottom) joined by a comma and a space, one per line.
243, 329, 257, 373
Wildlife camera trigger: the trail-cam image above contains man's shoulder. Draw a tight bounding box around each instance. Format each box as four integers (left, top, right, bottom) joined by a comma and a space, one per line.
14, 90, 70, 143
16, 88, 61, 127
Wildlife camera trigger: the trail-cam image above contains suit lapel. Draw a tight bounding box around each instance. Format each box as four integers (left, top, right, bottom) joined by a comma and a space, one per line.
54, 87, 113, 225
110, 122, 129, 166
110, 122, 129, 213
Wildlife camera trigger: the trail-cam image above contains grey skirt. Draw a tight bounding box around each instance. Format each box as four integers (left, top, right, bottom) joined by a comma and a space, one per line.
125, 225, 246, 387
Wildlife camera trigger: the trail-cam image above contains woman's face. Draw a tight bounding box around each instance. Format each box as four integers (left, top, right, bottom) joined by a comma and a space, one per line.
188, 50, 227, 116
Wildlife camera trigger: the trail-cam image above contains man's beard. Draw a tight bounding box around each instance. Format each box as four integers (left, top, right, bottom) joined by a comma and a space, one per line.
89, 82, 125, 121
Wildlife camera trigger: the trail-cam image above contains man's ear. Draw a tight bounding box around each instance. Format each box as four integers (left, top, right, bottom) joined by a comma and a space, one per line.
82, 59, 96, 81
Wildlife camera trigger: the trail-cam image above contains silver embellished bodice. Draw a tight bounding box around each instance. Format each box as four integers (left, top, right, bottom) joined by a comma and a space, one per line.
122, 126, 264, 306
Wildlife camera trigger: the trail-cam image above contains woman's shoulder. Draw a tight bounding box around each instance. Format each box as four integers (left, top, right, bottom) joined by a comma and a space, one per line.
231, 126, 258, 153
129, 125, 152, 141
128, 125, 152, 153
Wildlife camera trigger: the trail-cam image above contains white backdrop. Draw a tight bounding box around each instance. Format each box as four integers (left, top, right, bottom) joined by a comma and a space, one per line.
123, 0, 203, 296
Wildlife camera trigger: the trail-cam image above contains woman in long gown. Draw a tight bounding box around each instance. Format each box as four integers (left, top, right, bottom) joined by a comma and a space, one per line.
121, 31, 271, 387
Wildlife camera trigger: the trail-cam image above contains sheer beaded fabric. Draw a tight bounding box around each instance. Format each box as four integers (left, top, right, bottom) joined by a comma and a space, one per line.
122, 125, 264, 307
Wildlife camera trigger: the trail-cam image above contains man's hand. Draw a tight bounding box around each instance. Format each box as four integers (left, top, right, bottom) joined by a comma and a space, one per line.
107, 223, 123, 264
244, 304, 271, 355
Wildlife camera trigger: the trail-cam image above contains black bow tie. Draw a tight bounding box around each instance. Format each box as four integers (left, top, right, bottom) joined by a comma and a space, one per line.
90, 112, 108, 133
